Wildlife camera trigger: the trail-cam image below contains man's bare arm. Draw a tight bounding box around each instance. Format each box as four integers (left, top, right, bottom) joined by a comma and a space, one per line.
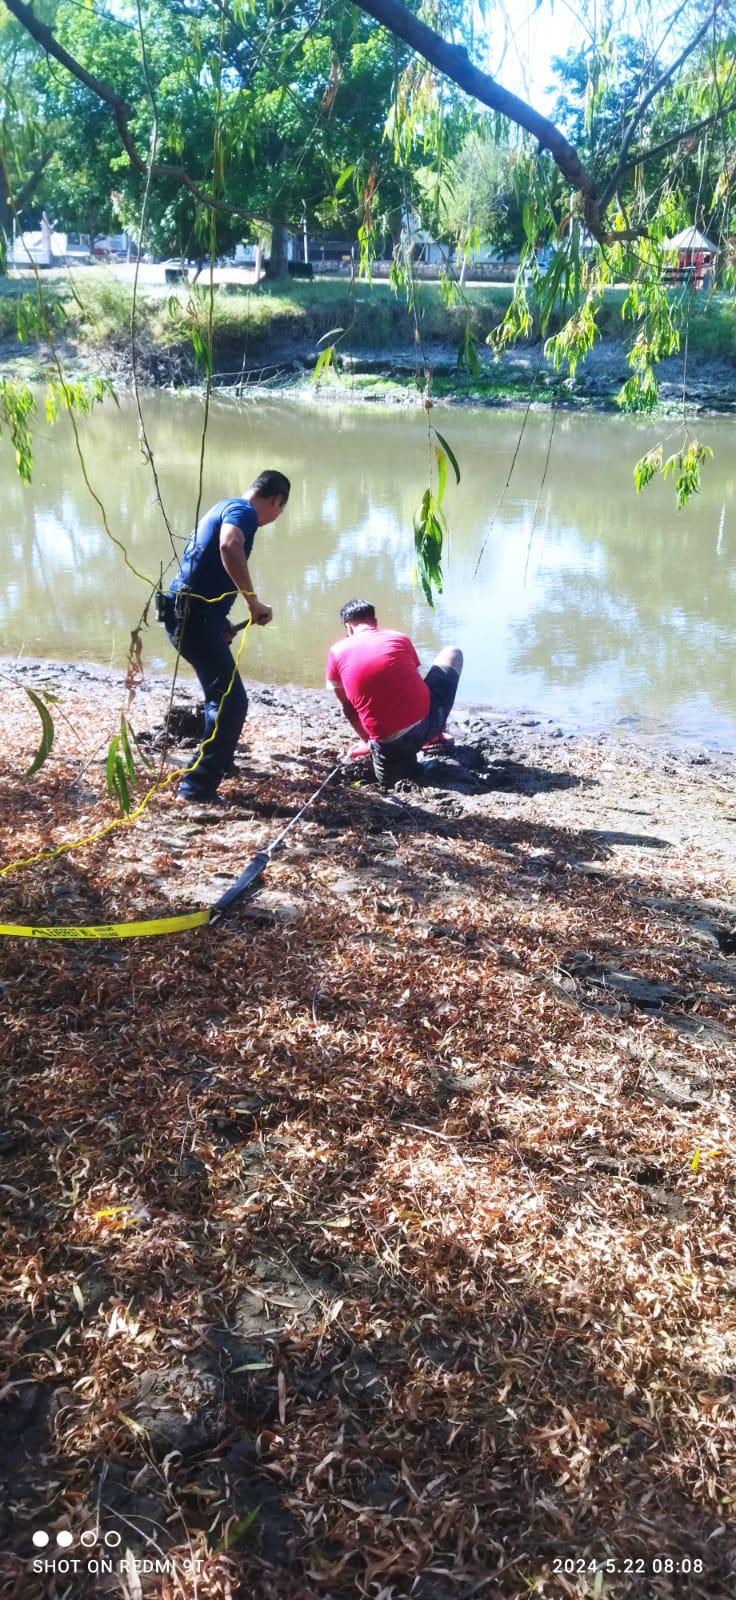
220, 523, 272, 625
330, 682, 368, 741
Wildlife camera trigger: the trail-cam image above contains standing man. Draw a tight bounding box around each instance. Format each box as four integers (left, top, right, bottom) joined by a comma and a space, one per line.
163, 469, 290, 803
326, 599, 463, 786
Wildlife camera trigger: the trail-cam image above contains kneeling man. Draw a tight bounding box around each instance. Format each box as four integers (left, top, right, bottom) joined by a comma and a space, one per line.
326, 598, 463, 786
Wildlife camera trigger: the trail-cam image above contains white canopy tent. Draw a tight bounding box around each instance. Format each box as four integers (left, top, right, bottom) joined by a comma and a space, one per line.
664, 227, 719, 254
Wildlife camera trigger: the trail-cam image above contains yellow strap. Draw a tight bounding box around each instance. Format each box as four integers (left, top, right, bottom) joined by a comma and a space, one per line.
1, 619, 253, 883
0, 909, 211, 940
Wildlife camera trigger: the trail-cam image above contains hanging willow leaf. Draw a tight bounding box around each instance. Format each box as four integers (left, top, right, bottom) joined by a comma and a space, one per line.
413, 488, 445, 606
312, 345, 336, 385
22, 687, 55, 778
432, 429, 461, 485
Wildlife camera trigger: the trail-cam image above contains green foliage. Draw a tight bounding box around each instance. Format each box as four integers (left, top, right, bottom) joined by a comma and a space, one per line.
105, 713, 149, 815
633, 447, 663, 493
414, 128, 524, 260
413, 485, 445, 606
166, 286, 214, 376
45, 376, 116, 424
0, 378, 35, 482
22, 686, 56, 778
432, 428, 461, 487
491, 270, 533, 351
457, 321, 481, 376
663, 440, 713, 510
633, 438, 713, 509
15, 292, 66, 342
545, 290, 601, 379
312, 343, 336, 385
412, 432, 460, 606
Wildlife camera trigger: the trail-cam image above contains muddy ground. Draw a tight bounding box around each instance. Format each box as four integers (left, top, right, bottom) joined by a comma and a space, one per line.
1, 663, 735, 1599
4, 328, 735, 413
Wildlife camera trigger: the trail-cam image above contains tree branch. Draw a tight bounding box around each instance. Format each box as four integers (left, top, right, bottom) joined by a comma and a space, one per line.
598, 5, 718, 209
0, 146, 53, 236
1, 0, 258, 226
611, 96, 736, 184
350, 0, 609, 238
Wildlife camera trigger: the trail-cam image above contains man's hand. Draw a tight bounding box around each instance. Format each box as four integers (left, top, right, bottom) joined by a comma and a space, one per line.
249, 598, 273, 627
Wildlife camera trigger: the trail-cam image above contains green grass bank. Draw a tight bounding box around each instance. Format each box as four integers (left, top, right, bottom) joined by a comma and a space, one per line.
2, 270, 736, 409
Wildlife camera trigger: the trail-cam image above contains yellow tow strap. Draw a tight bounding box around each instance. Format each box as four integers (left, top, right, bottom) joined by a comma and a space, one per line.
0, 909, 211, 940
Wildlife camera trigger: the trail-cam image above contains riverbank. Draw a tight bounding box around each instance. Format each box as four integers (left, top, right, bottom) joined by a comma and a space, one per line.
2, 662, 736, 1597
2, 271, 736, 412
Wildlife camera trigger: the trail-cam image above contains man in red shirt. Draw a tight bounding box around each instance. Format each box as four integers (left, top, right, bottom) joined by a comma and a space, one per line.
326, 599, 463, 785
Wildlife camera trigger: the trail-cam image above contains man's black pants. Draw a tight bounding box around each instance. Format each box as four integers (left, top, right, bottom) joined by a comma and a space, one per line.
164, 601, 247, 799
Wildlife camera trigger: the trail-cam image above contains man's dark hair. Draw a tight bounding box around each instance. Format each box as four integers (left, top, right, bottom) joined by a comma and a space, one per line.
340, 599, 376, 626
251, 469, 291, 502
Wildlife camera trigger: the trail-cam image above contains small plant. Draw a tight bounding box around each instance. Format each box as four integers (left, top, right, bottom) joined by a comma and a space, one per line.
105, 714, 153, 815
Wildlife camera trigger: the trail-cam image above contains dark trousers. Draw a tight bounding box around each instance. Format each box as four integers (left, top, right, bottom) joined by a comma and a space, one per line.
165, 602, 247, 797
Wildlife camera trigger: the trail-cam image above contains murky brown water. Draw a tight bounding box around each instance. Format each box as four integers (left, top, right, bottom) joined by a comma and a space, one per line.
2, 391, 735, 744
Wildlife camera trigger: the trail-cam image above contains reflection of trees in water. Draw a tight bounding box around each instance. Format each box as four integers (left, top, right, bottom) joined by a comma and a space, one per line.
1, 396, 441, 662
3, 397, 735, 717
510, 458, 736, 712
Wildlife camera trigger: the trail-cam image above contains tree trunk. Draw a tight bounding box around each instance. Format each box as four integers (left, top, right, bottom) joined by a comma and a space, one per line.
269, 223, 289, 278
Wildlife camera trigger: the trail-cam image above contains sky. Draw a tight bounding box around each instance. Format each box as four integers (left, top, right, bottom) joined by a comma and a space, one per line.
482, 1, 582, 112
482, 0, 689, 114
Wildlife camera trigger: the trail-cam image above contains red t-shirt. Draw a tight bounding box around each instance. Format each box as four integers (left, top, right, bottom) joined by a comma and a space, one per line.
327, 627, 430, 742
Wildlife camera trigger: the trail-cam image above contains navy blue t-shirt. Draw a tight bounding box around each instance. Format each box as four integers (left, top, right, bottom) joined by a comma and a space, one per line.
170, 498, 258, 616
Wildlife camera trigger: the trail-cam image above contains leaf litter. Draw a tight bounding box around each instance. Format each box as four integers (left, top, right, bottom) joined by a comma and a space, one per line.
0, 669, 735, 1599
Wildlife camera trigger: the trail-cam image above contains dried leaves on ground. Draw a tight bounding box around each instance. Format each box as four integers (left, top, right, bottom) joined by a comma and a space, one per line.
1, 672, 735, 1600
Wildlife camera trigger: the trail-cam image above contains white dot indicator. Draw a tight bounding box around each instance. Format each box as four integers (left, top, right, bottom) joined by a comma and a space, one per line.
32, 1532, 49, 1549
56, 1531, 74, 1549
104, 1531, 122, 1548
80, 1530, 97, 1548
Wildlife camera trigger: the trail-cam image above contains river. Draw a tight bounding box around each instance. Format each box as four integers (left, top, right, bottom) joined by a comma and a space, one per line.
2, 391, 734, 746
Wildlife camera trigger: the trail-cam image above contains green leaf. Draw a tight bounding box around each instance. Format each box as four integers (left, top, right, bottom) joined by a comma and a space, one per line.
432, 429, 461, 485
633, 446, 663, 493
435, 445, 448, 509
22, 687, 55, 778
105, 733, 120, 802
118, 716, 136, 781
335, 164, 355, 192
127, 723, 154, 770
115, 766, 132, 815
313, 346, 336, 385
216, 1506, 261, 1551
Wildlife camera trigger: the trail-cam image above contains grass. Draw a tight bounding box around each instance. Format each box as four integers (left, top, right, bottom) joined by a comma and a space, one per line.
1, 269, 735, 384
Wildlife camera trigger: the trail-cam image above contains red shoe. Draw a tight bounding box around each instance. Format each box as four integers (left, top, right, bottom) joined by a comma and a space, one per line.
423, 730, 455, 750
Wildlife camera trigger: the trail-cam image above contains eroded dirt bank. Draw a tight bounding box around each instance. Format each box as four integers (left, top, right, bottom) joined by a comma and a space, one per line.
1, 663, 735, 1598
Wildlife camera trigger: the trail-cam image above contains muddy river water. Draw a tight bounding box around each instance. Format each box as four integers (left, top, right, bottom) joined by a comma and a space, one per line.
2, 391, 734, 745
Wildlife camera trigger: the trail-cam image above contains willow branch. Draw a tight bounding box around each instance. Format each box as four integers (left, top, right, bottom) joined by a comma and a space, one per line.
598, 5, 719, 209
350, 0, 608, 236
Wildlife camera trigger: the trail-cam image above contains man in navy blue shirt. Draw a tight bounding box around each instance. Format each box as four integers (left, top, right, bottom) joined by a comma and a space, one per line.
163, 468, 290, 802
